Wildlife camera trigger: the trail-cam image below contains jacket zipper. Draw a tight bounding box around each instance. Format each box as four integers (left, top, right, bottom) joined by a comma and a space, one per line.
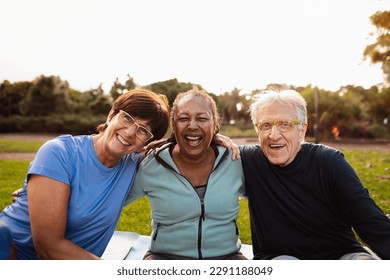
153, 222, 160, 241
154, 144, 230, 259
197, 197, 206, 259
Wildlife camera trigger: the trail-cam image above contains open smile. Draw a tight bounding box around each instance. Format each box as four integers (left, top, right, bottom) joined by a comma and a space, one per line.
269, 144, 285, 150
184, 135, 203, 146
117, 134, 130, 146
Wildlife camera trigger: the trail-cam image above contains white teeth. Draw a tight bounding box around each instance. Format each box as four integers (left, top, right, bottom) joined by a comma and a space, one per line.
270, 144, 285, 149
117, 134, 130, 146
185, 136, 202, 146
186, 136, 201, 140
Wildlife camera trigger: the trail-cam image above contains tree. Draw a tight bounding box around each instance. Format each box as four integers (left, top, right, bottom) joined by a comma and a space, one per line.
364, 10, 390, 86
19, 75, 71, 116
216, 88, 251, 125
217, 88, 241, 124
110, 74, 137, 101
0, 80, 32, 116
145, 78, 197, 106
89, 95, 112, 115
300, 85, 371, 140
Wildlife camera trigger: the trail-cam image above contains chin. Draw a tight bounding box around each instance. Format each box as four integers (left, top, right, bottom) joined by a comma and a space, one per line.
269, 158, 286, 166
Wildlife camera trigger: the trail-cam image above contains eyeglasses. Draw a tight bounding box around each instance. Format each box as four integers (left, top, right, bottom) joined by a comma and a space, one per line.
118, 110, 154, 142
255, 120, 301, 134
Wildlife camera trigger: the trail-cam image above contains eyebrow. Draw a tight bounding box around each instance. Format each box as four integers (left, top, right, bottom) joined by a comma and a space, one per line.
177, 112, 210, 117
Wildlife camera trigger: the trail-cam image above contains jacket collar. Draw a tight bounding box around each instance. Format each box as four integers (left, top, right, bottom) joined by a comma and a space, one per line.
154, 142, 229, 173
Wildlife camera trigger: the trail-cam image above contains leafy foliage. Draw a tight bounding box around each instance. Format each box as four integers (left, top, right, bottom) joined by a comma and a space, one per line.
19, 75, 71, 116
110, 75, 137, 101
145, 78, 198, 106
0, 80, 32, 117
364, 10, 390, 86
1, 74, 390, 140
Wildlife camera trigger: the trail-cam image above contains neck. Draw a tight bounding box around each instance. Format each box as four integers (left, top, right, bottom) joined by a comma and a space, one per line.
171, 145, 216, 187
92, 134, 120, 168
172, 145, 215, 167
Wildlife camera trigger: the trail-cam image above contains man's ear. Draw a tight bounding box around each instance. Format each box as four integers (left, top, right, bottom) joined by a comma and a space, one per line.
299, 123, 308, 142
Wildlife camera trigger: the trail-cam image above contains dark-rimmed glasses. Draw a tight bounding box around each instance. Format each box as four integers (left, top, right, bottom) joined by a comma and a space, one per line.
118, 110, 154, 142
256, 120, 300, 134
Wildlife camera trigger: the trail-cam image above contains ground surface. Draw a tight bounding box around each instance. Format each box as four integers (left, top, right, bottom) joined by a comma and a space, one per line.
0, 133, 390, 161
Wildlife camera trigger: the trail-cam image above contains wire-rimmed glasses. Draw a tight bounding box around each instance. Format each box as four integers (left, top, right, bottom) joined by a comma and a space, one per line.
118, 110, 154, 142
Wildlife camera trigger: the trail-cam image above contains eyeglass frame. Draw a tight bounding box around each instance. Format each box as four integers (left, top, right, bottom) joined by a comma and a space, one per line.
118, 110, 154, 142
255, 119, 301, 134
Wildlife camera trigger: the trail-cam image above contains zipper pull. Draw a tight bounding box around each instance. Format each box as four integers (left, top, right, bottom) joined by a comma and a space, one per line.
200, 199, 205, 221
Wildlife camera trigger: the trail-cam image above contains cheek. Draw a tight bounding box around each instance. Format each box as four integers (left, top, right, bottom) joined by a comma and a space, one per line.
258, 134, 267, 144
173, 123, 180, 134
208, 126, 216, 137
288, 138, 302, 156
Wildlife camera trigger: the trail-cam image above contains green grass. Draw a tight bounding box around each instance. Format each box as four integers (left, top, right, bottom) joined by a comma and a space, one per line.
0, 161, 30, 210
339, 149, 390, 214
0, 139, 45, 153
1, 144, 389, 246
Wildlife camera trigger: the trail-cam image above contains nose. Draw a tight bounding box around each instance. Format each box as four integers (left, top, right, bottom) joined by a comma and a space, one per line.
124, 124, 137, 137
268, 125, 282, 140
188, 118, 198, 128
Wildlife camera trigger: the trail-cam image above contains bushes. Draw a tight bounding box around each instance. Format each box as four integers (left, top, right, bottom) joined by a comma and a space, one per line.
0, 114, 107, 135
368, 124, 390, 139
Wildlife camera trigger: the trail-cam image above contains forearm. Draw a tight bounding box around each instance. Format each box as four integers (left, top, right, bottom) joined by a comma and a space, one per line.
34, 238, 101, 260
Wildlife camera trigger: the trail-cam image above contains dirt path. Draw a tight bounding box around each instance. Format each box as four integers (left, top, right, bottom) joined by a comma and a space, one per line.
0, 133, 59, 142
0, 134, 60, 161
1, 134, 390, 161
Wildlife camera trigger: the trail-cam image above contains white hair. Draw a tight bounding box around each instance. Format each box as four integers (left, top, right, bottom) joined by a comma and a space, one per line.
249, 90, 308, 130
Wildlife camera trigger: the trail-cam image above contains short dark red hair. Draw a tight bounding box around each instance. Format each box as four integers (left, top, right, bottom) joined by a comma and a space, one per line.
97, 89, 170, 141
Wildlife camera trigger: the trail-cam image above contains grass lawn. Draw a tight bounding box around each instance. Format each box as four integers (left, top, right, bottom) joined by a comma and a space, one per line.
0, 139, 46, 153
0, 137, 389, 245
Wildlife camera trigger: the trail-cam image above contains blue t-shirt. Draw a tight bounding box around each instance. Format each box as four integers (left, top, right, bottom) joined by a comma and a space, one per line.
0, 134, 139, 259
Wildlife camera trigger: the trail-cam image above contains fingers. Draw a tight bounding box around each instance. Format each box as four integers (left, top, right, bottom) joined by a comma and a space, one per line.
11, 191, 19, 203
11, 188, 23, 203
230, 143, 241, 160
222, 137, 240, 160
214, 133, 240, 160
11, 190, 20, 197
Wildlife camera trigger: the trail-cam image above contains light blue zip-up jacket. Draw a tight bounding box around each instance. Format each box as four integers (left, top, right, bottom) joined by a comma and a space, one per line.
125, 143, 245, 259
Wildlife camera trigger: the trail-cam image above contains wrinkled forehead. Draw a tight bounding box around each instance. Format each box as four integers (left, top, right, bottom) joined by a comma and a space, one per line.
257, 101, 297, 121
176, 95, 212, 114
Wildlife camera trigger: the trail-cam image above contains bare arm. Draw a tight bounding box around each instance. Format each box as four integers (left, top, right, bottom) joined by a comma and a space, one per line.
28, 175, 100, 260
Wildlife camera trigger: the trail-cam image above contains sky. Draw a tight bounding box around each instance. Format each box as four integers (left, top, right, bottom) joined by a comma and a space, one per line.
0, 0, 389, 95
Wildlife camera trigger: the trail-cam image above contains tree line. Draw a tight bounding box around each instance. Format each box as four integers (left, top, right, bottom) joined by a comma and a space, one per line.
0, 75, 389, 141
1, 10, 389, 140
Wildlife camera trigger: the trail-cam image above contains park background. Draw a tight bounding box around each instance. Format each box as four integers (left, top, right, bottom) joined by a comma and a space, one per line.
1, 1, 390, 245
1, 1, 389, 142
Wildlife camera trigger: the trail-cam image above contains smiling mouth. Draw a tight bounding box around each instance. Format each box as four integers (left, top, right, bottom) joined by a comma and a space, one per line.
184, 135, 202, 146
117, 134, 130, 146
269, 144, 285, 150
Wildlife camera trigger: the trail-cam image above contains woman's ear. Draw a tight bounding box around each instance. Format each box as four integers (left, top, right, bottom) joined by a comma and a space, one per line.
214, 122, 219, 135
